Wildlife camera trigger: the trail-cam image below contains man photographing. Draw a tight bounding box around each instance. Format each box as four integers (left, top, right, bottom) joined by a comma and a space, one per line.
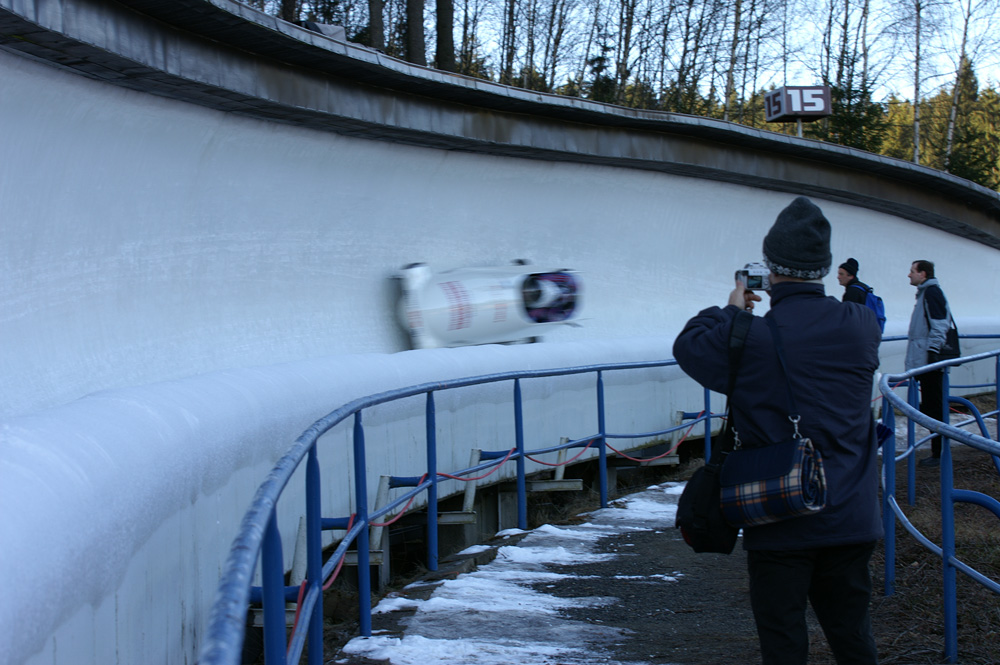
673, 196, 882, 665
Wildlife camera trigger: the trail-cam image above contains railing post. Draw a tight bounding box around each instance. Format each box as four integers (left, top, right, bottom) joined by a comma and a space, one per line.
426, 391, 439, 571
261, 512, 287, 663
353, 411, 372, 637
597, 371, 608, 508
306, 445, 323, 665
703, 388, 712, 462
514, 379, 527, 530
882, 405, 896, 596
941, 370, 958, 662
907, 379, 918, 505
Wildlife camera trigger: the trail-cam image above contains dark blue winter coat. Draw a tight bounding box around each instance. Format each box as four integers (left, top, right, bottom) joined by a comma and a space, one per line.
673, 281, 883, 550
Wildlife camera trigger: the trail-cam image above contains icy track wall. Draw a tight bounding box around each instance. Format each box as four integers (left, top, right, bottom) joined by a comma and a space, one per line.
3, 0, 1000, 663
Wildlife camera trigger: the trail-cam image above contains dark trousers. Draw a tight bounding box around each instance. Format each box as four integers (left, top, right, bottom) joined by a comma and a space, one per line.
918, 369, 944, 457
747, 542, 878, 665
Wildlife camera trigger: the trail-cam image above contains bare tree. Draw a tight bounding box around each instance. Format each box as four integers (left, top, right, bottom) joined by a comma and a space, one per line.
889, 0, 948, 162
541, 0, 577, 89
521, 0, 541, 86
574, 0, 604, 90
913, 0, 924, 161
942, 0, 1000, 169
369, 0, 386, 50
499, 0, 520, 83
722, 0, 743, 120
436, 0, 456, 70
613, 0, 640, 102
457, 0, 482, 74
407, 0, 427, 64
281, 0, 300, 22
668, 0, 727, 113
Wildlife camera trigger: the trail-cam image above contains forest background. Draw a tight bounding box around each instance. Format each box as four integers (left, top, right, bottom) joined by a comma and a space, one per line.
247, 0, 1000, 192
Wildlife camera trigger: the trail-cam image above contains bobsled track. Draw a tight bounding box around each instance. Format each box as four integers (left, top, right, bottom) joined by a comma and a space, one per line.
2, 1, 1000, 663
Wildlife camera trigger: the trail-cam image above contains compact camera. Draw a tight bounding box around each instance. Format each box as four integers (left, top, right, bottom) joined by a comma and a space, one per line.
735, 262, 770, 290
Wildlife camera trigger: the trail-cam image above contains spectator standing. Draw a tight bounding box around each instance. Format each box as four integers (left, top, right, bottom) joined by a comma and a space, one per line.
837, 258, 871, 304
673, 196, 882, 665
906, 260, 953, 467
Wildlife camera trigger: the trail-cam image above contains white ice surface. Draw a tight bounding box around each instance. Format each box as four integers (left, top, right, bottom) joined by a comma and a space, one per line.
3, 37, 1000, 665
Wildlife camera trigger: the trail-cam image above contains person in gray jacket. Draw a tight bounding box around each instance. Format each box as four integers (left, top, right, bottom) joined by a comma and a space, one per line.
673, 197, 882, 665
906, 260, 953, 467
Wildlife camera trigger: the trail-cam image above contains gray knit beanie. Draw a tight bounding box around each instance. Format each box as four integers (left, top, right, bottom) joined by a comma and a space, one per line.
762, 197, 832, 279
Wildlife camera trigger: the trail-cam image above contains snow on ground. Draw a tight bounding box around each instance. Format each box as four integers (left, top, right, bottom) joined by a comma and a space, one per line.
337, 482, 687, 665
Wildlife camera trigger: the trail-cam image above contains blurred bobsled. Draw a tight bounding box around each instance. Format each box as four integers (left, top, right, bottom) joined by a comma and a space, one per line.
396, 263, 582, 349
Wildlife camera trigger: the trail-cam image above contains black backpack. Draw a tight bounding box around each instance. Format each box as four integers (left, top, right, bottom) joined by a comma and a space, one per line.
675, 311, 752, 554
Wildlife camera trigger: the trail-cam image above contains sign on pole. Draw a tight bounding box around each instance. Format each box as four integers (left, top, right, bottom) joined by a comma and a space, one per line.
764, 86, 832, 123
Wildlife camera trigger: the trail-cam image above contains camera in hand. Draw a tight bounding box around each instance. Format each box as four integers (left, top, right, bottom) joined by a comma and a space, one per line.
735, 262, 770, 291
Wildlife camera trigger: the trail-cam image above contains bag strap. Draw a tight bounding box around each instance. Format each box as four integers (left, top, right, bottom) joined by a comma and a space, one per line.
727, 311, 754, 396
713, 311, 753, 459
764, 315, 803, 439
923, 300, 956, 331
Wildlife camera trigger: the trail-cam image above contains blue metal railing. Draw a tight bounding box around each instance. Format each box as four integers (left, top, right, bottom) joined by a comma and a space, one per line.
198, 359, 724, 665
879, 349, 1000, 663
200, 335, 1000, 665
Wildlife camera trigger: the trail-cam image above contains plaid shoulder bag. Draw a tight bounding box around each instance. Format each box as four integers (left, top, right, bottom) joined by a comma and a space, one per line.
718, 315, 827, 528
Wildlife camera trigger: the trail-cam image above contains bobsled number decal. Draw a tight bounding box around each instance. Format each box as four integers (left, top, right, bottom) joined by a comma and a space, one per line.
440, 281, 472, 330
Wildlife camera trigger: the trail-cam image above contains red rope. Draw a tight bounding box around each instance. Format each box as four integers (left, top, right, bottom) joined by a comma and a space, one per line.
370, 475, 427, 527
438, 447, 516, 481
286, 579, 308, 655
323, 513, 356, 591
605, 411, 703, 462
526, 438, 595, 465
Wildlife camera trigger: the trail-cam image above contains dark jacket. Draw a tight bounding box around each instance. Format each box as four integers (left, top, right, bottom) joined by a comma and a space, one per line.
673, 282, 883, 550
842, 277, 870, 304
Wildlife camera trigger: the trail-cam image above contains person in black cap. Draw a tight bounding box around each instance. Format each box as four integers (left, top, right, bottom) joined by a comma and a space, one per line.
837, 258, 871, 304
673, 196, 882, 665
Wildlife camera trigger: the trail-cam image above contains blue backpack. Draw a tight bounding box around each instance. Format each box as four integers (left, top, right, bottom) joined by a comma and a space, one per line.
852, 284, 886, 332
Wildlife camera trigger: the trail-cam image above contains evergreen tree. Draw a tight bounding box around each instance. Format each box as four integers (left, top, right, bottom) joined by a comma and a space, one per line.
585, 40, 618, 103
881, 96, 915, 161
807, 81, 888, 153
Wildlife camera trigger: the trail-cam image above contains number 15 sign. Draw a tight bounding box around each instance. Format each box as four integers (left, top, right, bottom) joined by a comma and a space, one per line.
764, 86, 832, 122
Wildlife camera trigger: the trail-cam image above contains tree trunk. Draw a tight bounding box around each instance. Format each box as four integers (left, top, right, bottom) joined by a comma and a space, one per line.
436, 0, 456, 71
407, 0, 427, 65
576, 0, 601, 89
280, 0, 298, 23
500, 0, 518, 83
913, 0, 922, 164
615, 0, 637, 103
944, 0, 973, 171
723, 0, 742, 121
369, 0, 385, 51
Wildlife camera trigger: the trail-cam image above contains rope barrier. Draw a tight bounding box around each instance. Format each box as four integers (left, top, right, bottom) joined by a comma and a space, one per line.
370, 477, 427, 527
287, 511, 358, 653
321, 513, 353, 590
286, 580, 308, 656
605, 411, 703, 462
526, 439, 594, 466
438, 447, 517, 481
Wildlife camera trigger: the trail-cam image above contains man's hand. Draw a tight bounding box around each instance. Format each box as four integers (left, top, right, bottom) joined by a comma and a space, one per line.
927, 348, 941, 363
729, 282, 762, 312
